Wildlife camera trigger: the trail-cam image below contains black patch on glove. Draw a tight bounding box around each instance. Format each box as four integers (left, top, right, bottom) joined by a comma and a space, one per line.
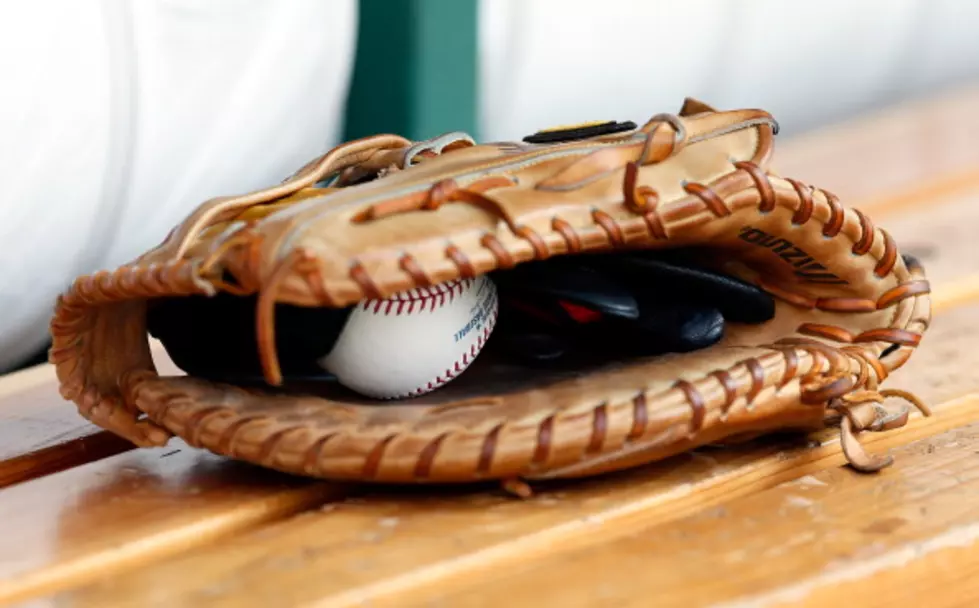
522, 120, 637, 144
488, 251, 775, 366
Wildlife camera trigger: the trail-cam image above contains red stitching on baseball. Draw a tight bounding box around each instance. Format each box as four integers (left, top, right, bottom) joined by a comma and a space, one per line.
355, 278, 497, 398
361, 279, 477, 317
402, 302, 499, 398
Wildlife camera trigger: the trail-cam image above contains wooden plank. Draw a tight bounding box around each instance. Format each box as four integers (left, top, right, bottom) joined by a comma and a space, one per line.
41, 292, 979, 607
0, 441, 343, 606
0, 363, 94, 458
881, 189, 979, 291
0, 430, 133, 490
884, 301, 979, 405
407, 403, 979, 608
42, 395, 979, 608
0, 364, 125, 489
790, 526, 979, 608
0, 345, 180, 488
775, 83, 979, 216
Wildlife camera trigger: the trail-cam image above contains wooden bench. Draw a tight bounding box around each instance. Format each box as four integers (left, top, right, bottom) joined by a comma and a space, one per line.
3, 85, 979, 607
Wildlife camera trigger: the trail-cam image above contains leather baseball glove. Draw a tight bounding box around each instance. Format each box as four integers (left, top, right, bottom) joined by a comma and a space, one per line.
50, 98, 932, 495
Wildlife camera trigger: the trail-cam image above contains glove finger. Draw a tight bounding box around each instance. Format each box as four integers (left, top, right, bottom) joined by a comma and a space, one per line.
585, 251, 775, 324
493, 330, 570, 364
621, 302, 726, 354
535, 303, 725, 361
491, 258, 640, 320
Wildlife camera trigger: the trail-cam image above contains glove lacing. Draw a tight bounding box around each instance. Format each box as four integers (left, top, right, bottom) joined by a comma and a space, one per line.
194, 114, 929, 474
802, 346, 931, 472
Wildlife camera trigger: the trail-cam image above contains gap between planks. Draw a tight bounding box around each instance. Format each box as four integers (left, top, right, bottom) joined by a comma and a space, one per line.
0, 445, 351, 607
38, 388, 979, 608
774, 526, 979, 608
412, 410, 979, 608
717, 521, 979, 608
0, 342, 177, 489
32, 294, 979, 606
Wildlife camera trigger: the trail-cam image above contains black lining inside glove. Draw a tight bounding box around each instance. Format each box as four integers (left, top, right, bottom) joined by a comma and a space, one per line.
147, 250, 776, 387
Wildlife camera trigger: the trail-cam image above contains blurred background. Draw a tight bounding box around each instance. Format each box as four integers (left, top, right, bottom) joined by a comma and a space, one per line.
2, 0, 979, 374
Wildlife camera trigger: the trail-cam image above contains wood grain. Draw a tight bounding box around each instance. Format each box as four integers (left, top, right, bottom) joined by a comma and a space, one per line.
0, 441, 344, 606
41, 297, 979, 608
883, 301, 979, 405
775, 83, 979, 216
0, 343, 179, 488
0, 364, 100, 461
790, 523, 979, 608
412, 403, 979, 608
0, 370, 124, 490
883, 189, 979, 292
0, 430, 134, 490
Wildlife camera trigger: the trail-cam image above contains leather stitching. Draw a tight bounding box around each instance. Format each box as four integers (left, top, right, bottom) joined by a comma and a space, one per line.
414, 432, 450, 479
48, 121, 931, 483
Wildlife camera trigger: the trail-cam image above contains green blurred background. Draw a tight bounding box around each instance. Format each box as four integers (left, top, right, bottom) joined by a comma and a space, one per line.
344, 0, 479, 142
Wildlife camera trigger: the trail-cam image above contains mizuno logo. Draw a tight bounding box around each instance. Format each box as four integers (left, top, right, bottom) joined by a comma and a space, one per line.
738, 226, 848, 285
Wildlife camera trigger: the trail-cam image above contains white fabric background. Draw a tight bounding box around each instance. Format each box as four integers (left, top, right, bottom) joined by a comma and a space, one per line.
477, 0, 979, 141
0, 0, 357, 372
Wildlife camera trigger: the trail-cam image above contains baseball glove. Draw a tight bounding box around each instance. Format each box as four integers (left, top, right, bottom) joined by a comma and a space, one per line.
50, 98, 932, 495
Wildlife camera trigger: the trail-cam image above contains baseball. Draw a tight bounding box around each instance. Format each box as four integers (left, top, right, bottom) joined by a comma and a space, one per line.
319, 276, 499, 399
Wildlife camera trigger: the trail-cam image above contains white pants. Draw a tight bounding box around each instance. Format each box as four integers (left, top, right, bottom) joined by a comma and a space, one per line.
0, 0, 357, 371
478, 0, 979, 140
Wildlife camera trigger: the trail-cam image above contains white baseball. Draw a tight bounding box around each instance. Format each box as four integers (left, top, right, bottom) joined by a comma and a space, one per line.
319, 276, 499, 399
